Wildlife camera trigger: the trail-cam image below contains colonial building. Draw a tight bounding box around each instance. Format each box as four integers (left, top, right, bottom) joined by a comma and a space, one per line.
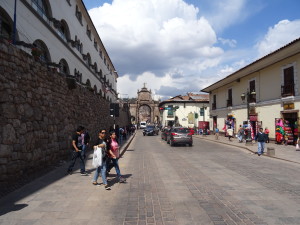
159, 93, 209, 129
202, 38, 300, 145
0, 0, 118, 101
129, 85, 160, 125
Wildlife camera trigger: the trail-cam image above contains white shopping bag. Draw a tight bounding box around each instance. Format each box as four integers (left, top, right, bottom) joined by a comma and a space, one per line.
92, 146, 103, 168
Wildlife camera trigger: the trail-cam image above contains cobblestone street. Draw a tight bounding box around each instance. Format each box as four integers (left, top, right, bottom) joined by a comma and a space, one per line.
1, 131, 300, 225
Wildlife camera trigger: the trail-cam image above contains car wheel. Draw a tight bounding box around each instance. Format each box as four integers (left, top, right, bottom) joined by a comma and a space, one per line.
143, 133, 145, 136
189, 143, 192, 147
170, 141, 174, 147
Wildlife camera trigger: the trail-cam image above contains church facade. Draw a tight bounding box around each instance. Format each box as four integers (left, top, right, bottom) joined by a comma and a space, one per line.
129, 85, 160, 125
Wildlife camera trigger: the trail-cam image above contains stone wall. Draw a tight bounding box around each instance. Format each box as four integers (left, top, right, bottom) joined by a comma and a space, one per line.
0, 39, 130, 191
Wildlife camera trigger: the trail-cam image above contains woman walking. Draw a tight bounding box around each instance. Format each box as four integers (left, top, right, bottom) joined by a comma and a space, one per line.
107, 131, 126, 183
92, 129, 111, 190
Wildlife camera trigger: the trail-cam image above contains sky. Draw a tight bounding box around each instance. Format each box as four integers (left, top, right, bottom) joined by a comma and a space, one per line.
82, 0, 300, 100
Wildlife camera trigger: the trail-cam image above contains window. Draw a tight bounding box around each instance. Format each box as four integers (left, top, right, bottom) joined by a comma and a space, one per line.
56, 20, 70, 42
0, 9, 13, 39
227, 89, 232, 107
74, 69, 82, 82
94, 39, 98, 50
212, 94, 216, 110
104, 57, 106, 65
249, 80, 256, 102
75, 5, 82, 24
282, 66, 295, 97
32, 39, 50, 62
31, 0, 50, 22
99, 49, 103, 58
86, 25, 91, 40
59, 59, 70, 75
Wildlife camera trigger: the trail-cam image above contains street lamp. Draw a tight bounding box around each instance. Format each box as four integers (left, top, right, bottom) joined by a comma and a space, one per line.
241, 90, 256, 145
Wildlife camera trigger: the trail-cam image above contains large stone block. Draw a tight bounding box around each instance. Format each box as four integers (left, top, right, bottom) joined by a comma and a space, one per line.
0, 144, 13, 157
2, 124, 16, 145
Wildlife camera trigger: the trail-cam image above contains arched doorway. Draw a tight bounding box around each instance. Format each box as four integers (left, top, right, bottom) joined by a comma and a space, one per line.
139, 105, 151, 123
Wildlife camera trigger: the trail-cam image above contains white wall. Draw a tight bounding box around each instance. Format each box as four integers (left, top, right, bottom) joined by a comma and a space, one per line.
2, 0, 117, 101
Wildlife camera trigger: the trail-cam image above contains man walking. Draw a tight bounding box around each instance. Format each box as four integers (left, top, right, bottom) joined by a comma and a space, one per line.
67, 126, 88, 175
81, 127, 90, 161
255, 127, 267, 156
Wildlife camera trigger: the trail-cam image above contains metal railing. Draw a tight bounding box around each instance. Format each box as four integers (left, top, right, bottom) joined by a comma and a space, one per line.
281, 84, 295, 97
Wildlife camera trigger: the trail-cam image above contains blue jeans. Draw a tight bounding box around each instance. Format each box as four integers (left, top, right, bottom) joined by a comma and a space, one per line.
111, 158, 121, 178
81, 145, 87, 160
257, 141, 265, 154
93, 158, 108, 185
238, 134, 243, 142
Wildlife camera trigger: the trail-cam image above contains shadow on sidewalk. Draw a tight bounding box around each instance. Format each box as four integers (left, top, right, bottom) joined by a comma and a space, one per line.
0, 132, 136, 213
0, 203, 28, 216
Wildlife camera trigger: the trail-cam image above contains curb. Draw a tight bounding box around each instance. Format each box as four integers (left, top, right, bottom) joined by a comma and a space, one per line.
119, 131, 136, 158
195, 135, 300, 165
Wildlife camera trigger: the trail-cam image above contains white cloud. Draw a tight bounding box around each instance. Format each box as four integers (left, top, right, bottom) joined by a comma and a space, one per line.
88, 0, 224, 98
256, 19, 300, 57
218, 38, 237, 48
202, 0, 248, 32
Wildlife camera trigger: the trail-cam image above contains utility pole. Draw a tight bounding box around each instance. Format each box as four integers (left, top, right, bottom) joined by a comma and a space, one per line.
13, 0, 17, 45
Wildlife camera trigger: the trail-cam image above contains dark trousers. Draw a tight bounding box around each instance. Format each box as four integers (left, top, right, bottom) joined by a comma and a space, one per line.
67, 151, 85, 173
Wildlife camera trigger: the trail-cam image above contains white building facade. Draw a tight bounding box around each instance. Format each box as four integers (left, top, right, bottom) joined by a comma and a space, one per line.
202, 38, 300, 145
0, 0, 118, 101
159, 93, 210, 129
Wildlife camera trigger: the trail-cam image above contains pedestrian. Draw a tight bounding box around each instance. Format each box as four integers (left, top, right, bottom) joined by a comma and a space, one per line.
81, 127, 90, 161
107, 131, 126, 183
92, 129, 111, 190
237, 125, 244, 143
264, 127, 270, 143
227, 126, 233, 141
67, 126, 88, 175
255, 127, 267, 156
215, 127, 219, 140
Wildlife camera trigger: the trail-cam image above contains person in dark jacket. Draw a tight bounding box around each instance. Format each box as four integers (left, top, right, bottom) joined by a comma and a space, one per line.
67, 126, 87, 175
255, 128, 267, 156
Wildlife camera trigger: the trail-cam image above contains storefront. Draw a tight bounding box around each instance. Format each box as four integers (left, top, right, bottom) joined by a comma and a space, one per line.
223, 114, 235, 136
276, 109, 299, 145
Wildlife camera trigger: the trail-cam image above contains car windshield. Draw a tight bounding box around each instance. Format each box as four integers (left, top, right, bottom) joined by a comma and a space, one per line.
146, 126, 154, 129
173, 128, 189, 133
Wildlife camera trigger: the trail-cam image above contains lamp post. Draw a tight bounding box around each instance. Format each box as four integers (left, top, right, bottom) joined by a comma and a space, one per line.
241, 90, 256, 145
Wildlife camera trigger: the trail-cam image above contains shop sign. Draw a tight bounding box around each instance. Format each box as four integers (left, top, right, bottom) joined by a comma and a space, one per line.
283, 103, 294, 110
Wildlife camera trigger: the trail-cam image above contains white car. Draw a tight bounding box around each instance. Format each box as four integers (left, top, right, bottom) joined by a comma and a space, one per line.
140, 122, 146, 129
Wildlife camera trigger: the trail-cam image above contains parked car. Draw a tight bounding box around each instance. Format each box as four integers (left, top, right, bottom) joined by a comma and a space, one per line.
167, 127, 193, 146
143, 125, 159, 136
161, 127, 171, 141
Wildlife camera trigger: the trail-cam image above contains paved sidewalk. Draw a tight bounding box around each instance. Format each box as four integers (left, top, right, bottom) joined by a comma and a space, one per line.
194, 133, 300, 164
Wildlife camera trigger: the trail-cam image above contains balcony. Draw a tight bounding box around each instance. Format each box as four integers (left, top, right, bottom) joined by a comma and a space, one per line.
227, 99, 232, 107
281, 84, 295, 97
212, 103, 216, 110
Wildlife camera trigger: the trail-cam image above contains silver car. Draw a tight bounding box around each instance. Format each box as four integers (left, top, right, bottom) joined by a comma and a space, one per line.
167, 127, 193, 146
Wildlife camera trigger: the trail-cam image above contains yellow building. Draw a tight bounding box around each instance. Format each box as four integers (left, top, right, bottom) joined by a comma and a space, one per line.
202, 38, 300, 144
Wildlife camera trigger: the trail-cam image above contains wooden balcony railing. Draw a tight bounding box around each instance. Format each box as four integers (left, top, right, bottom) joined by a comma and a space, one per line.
281, 84, 295, 97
